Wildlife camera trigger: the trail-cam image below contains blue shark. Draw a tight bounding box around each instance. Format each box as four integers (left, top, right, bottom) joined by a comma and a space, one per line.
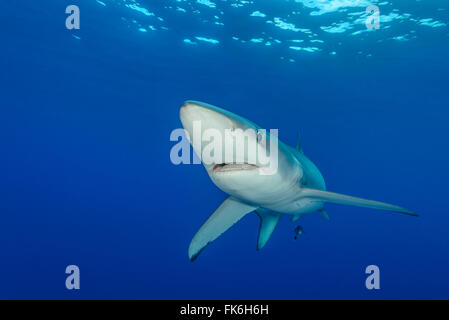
179, 101, 417, 261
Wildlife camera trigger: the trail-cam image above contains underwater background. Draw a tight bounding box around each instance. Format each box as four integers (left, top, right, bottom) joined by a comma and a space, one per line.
0, 0, 448, 299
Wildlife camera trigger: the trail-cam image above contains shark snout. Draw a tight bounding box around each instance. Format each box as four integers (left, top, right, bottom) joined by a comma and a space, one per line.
180, 101, 234, 135
179, 102, 195, 126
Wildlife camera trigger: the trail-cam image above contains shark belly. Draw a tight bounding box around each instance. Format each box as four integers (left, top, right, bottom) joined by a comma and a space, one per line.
259, 188, 325, 215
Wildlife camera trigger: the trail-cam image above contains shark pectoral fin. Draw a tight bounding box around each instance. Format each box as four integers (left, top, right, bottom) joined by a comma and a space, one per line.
256, 211, 282, 250
301, 188, 417, 216
188, 197, 258, 261
291, 214, 301, 222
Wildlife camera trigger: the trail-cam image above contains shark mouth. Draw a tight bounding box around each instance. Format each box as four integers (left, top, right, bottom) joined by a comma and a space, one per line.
212, 163, 259, 173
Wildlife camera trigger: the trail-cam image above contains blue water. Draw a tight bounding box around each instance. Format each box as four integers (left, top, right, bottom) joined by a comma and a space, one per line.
1, 1, 448, 299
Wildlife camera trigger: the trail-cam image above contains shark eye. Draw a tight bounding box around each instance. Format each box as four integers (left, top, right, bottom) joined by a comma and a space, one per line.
256, 131, 264, 143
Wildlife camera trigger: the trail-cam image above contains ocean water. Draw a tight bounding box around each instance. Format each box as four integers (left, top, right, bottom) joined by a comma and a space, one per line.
1, 1, 448, 299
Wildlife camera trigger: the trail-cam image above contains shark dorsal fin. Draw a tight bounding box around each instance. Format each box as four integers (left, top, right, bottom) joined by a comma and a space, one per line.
256, 211, 282, 250
296, 132, 303, 153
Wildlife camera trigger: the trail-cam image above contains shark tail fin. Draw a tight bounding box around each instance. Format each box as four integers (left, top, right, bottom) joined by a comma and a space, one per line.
256, 211, 282, 250
188, 197, 258, 261
301, 188, 417, 216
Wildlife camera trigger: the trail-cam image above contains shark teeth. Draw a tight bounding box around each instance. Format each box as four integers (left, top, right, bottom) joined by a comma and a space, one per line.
212, 163, 259, 172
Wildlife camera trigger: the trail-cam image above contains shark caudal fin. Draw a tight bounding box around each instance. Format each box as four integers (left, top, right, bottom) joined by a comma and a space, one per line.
300, 188, 417, 216
256, 211, 282, 250
188, 197, 258, 261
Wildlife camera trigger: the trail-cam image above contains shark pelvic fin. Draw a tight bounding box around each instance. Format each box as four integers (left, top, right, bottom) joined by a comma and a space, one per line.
256, 211, 282, 250
300, 188, 417, 216
319, 209, 330, 220
291, 214, 301, 222
188, 197, 258, 261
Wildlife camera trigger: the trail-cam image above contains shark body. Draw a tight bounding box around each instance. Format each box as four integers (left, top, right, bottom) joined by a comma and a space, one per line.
179, 101, 417, 261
